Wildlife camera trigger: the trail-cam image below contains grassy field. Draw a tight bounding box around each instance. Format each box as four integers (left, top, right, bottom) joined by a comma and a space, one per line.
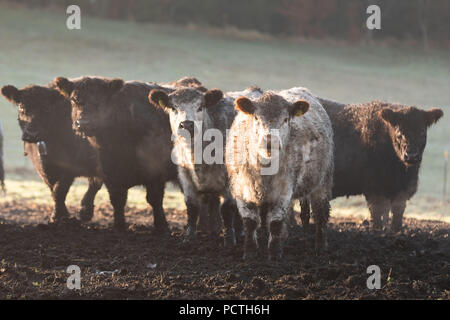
0, 5, 449, 221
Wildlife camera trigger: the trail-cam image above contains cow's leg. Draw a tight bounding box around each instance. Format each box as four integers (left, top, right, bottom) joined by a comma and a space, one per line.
287, 201, 297, 227
79, 177, 102, 222
237, 200, 259, 260
221, 198, 237, 248
365, 194, 390, 231
243, 217, 258, 260
178, 168, 201, 240
184, 197, 201, 241
391, 196, 407, 232
206, 194, 222, 236
268, 217, 288, 261
234, 210, 244, 243
299, 198, 311, 230
107, 185, 127, 231
145, 182, 169, 233
196, 201, 210, 233
49, 176, 74, 223
310, 194, 330, 255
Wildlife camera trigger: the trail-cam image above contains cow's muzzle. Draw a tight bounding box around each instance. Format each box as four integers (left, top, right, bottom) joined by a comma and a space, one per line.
22, 130, 41, 143
263, 134, 282, 157
74, 119, 96, 136
403, 152, 421, 165
178, 120, 195, 137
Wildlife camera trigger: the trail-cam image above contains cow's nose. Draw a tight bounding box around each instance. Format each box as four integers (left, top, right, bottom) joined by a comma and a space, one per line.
75, 119, 90, 129
179, 120, 195, 132
404, 152, 421, 163
266, 134, 272, 150
264, 134, 281, 151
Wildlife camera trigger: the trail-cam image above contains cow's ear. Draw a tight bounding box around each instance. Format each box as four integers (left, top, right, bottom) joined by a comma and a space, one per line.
424, 108, 443, 127
54, 77, 74, 98
1, 85, 21, 103
379, 108, 399, 124
235, 96, 255, 114
204, 89, 223, 108
149, 89, 173, 111
107, 78, 124, 94
289, 100, 310, 117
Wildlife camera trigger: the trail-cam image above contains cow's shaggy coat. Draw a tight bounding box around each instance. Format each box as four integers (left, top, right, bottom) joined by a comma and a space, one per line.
54, 76, 178, 231
300, 97, 443, 231
226, 87, 334, 260
1, 83, 103, 222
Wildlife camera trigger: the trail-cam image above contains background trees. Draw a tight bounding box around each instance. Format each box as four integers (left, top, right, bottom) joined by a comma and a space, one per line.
8, 0, 450, 48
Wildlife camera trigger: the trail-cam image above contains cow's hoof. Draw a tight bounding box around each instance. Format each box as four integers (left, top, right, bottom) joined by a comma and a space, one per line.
183, 227, 197, 243
113, 222, 127, 232
243, 250, 258, 261
154, 218, 170, 234
235, 231, 245, 244
223, 230, 237, 248
268, 253, 283, 263
183, 234, 196, 244
49, 213, 70, 225
79, 206, 94, 222
268, 241, 283, 262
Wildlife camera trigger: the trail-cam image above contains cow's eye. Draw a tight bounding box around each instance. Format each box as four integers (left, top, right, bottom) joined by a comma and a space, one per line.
197, 106, 203, 112
283, 117, 288, 124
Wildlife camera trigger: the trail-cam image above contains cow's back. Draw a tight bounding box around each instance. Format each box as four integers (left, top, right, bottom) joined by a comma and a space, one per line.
98, 81, 176, 186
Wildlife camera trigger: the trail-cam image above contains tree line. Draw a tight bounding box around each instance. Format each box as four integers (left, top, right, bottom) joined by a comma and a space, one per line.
15, 0, 450, 48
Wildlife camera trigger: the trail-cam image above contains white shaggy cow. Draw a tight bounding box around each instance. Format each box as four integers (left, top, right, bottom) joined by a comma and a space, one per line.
226, 87, 334, 260
149, 84, 263, 246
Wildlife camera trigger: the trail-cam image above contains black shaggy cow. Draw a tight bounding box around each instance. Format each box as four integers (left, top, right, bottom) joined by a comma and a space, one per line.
300, 98, 443, 231
1, 83, 103, 222
54, 76, 178, 231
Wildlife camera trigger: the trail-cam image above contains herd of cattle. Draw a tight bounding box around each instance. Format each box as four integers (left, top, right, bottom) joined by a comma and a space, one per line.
0, 76, 443, 260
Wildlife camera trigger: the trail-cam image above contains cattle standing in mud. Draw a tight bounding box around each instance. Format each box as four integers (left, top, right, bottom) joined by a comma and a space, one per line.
301, 98, 444, 232
148, 86, 261, 246
1, 83, 103, 222
54, 76, 177, 232
226, 88, 334, 260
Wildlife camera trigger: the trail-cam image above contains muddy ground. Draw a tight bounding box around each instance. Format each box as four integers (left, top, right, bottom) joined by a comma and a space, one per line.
0, 201, 449, 300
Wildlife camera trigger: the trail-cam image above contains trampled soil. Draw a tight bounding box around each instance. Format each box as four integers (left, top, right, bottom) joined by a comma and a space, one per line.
0, 202, 449, 300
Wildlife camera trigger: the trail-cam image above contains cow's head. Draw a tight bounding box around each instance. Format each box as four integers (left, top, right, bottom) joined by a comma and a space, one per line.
149, 87, 223, 140
1, 84, 66, 143
379, 106, 443, 166
54, 76, 124, 136
234, 92, 309, 158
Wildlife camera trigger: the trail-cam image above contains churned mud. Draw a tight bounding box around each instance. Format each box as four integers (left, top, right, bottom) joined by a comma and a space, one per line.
0, 201, 449, 299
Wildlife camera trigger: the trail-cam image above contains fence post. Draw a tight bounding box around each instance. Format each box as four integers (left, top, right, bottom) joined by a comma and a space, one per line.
444, 151, 448, 203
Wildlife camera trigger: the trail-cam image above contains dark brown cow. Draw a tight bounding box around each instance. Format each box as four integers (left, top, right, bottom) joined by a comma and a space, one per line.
1, 83, 103, 222
300, 99, 443, 231
54, 76, 177, 231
